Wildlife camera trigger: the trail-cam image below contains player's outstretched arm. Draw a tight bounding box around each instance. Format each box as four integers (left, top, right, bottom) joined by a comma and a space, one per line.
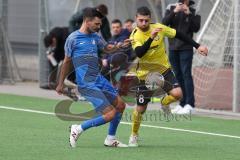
175, 31, 208, 56
56, 56, 73, 95
104, 39, 132, 53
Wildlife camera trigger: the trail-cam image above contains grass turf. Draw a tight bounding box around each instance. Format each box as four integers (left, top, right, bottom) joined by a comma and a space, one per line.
0, 93, 240, 160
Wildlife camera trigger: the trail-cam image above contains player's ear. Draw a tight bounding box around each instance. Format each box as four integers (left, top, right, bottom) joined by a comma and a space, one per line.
84, 18, 91, 25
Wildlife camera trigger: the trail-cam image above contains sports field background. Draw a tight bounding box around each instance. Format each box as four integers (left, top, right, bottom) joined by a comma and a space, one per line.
0, 93, 240, 160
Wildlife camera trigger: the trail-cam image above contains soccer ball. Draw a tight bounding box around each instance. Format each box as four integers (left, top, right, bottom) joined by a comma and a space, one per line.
145, 72, 165, 90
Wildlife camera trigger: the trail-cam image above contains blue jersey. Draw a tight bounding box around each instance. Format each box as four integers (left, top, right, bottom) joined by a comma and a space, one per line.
65, 30, 106, 86
64, 30, 118, 111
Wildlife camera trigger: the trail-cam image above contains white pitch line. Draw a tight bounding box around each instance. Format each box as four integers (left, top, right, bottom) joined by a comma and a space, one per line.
0, 105, 240, 140
121, 122, 240, 139
0, 105, 55, 115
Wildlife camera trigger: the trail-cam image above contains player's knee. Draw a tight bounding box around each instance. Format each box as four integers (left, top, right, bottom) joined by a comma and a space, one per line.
117, 101, 126, 113
104, 108, 117, 122
136, 105, 147, 114
115, 97, 126, 113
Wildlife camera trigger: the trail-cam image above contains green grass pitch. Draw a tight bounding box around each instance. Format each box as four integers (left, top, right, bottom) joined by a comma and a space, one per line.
0, 94, 240, 160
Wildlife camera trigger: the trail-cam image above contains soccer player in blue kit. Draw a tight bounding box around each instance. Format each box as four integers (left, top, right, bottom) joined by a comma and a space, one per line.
56, 7, 130, 148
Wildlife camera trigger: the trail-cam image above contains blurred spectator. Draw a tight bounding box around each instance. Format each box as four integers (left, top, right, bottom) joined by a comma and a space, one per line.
68, 9, 83, 33
101, 19, 132, 82
44, 27, 69, 65
162, 0, 201, 114
96, 4, 112, 41
68, 4, 111, 41
44, 27, 76, 92
124, 19, 134, 33
109, 19, 131, 45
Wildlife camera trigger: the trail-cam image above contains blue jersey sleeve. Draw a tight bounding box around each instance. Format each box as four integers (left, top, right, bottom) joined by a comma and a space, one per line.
64, 36, 75, 57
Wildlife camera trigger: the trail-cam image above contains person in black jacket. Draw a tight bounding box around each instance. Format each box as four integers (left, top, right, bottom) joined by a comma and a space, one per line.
68, 9, 84, 33
162, 0, 200, 114
44, 27, 69, 65
96, 4, 112, 41
44, 27, 76, 93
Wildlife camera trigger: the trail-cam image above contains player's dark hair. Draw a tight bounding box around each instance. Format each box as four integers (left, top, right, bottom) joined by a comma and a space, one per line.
111, 19, 122, 26
136, 6, 151, 17
82, 7, 104, 21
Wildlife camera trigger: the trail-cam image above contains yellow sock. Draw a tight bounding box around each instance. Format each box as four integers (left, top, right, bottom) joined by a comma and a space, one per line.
131, 109, 142, 136
161, 95, 177, 106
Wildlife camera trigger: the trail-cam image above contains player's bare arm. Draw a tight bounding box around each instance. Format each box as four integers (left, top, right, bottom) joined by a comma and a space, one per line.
56, 56, 73, 95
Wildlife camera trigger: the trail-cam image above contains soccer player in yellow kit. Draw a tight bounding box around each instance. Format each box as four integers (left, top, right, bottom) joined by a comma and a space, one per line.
128, 6, 208, 147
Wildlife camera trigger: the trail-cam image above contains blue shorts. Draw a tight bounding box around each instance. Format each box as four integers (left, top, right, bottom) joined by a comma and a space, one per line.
77, 75, 118, 112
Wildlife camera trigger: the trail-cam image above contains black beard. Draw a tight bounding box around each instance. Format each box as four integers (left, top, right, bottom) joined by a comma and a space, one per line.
88, 28, 100, 33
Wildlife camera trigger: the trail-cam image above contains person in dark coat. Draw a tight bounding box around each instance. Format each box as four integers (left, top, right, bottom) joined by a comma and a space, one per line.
162, 0, 201, 114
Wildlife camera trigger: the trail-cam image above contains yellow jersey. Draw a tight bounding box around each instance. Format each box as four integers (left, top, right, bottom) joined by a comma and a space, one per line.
130, 23, 176, 80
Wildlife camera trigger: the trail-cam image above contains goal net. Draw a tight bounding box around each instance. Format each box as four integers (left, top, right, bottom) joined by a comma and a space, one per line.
193, 0, 240, 111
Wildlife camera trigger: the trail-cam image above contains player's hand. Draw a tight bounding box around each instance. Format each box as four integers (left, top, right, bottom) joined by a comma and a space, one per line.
151, 28, 162, 39
120, 39, 133, 48
174, 3, 183, 13
114, 39, 133, 49
115, 42, 123, 49
197, 46, 208, 56
56, 84, 64, 95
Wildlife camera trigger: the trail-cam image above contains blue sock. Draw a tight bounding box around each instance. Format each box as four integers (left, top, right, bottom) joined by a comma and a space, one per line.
81, 115, 107, 131
108, 112, 122, 136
